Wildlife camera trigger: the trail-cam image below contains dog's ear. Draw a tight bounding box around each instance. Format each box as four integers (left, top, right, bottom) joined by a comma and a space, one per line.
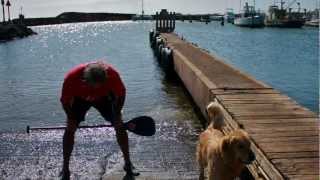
221, 136, 236, 164
221, 136, 231, 152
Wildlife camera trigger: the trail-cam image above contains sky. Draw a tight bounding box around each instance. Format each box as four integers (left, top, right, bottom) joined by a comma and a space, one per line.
1, 0, 319, 19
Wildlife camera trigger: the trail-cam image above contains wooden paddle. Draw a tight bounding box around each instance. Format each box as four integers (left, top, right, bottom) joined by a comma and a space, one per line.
26, 116, 156, 136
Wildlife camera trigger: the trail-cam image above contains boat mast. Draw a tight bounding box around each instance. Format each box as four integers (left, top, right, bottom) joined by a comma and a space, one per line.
280, 0, 285, 10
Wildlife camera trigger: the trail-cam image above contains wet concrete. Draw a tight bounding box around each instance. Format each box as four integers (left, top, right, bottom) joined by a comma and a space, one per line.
0, 100, 202, 179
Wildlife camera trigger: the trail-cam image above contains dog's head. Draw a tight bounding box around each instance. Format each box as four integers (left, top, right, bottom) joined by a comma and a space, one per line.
221, 129, 255, 165
206, 102, 224, 129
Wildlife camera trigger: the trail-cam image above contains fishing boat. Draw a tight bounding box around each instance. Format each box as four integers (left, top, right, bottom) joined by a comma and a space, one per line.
225, 8, 235, 23
234, 2, 265, 27
265, 0, 305, 28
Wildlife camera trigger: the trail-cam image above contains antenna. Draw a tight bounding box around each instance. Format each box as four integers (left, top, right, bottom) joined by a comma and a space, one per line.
141, 0, 144, 16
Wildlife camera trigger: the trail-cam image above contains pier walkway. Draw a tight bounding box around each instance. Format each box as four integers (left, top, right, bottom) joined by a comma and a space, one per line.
161, 33, 319, 180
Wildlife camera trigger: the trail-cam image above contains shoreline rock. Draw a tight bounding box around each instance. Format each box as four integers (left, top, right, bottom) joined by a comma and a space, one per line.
0, 24, 37, 41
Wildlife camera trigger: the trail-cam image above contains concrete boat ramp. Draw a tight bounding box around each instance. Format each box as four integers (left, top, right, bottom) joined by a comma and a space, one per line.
0, 107, 201, 179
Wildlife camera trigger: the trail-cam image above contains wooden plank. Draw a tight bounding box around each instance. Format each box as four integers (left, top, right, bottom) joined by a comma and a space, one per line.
268, 151, 319, 159
247, 130, 319, 137
244, 124, 319, 133
258, 142, 319, 153
224, 103, 303, 110
217, 94, 292, 101
211, 89, 278, 95
242, 124, 319, 132
237, 118, 318, 124
230, 111, 315, 118
233, 114, 317, 119
220, 99, 299, 105
226, 104, 316, 116
272, 158, 319, 175
287, 175, 320, 180
252, 136, 319, 143
225, 104, 309, 112
240, 122, 318, 128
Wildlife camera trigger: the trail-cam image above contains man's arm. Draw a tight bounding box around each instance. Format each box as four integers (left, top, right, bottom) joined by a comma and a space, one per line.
61, 78, 75, 117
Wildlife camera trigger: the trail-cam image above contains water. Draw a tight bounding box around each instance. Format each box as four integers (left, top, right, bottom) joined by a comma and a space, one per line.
0, 21, 202, 179
0, 21, 318, 178
175, 21, 319, 113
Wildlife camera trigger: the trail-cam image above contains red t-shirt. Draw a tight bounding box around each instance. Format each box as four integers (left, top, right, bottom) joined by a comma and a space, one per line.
60, 62, 126, 105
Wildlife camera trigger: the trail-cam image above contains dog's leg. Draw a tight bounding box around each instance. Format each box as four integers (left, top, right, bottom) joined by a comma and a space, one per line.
199, 165, 205, 180
208, 160, 215, 180
197, 144, 205, 180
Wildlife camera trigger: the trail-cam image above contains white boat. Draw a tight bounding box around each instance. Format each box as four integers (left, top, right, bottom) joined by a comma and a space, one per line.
225, 8, 235, 23
234, 2, 265, 27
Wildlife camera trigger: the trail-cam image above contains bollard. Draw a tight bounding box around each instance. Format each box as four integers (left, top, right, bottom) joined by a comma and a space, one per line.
157, 44, 164, 61
149, 29, 154, 44
161, 47, 174, 74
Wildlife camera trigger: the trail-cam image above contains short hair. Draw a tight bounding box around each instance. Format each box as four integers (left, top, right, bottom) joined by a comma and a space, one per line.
83, 63, 107, 85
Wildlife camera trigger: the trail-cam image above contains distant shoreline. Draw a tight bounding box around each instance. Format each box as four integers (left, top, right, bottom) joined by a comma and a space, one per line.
12, 12, 135, 27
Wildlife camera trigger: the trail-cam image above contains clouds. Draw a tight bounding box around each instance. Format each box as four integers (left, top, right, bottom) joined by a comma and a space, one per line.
2, 0, 318, 18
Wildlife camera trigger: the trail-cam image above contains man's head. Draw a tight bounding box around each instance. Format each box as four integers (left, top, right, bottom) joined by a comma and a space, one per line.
83, 63, 107, 87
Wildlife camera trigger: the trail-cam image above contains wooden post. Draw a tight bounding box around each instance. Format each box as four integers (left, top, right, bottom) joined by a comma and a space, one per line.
155, 9, 176, 33
156, 12, 159, 30
173, 12, 176, 31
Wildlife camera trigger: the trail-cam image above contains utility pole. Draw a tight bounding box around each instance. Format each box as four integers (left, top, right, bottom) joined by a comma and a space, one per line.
6, 0, 10, 22
1, 0, 5, 23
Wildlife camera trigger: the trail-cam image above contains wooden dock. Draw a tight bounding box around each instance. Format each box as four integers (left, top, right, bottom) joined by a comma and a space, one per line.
159, 33, 319, 180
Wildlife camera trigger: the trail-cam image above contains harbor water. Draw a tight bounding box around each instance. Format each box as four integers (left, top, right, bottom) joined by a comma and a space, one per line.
0, 21, 318, 178
175, 21, 319, 113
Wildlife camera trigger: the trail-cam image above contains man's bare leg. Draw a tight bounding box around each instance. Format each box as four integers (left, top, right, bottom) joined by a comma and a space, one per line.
61, 119, 79, 179
113, 115, 139, 176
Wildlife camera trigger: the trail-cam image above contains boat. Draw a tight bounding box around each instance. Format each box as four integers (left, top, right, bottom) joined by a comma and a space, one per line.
305, 19, 319, 27
209, 14, 224, 21
132, 14, 153, 21
234, 2, 265, 27
265, 0, 305, 28
305, 9, 319, 27
225, 8, 235, 24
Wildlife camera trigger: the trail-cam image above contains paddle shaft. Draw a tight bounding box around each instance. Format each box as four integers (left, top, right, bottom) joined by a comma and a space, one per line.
26, 124, 114, 133
27, 94, 120, 133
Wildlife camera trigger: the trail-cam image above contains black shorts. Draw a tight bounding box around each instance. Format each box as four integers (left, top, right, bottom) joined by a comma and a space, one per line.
66, 96, 118, 124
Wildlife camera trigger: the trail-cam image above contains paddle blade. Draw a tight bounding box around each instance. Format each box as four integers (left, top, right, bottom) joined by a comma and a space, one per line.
124, 116, 156, 136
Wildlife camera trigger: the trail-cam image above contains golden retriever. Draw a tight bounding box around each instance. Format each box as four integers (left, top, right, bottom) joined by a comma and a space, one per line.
197, 102, 255, 180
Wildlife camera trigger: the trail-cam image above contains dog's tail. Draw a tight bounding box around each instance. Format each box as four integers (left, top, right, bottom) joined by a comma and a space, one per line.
206, 101, 224, 130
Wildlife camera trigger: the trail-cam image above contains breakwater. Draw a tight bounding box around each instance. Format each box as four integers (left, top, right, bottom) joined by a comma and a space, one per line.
12, 12, 134, 26
0, 24, 36, 41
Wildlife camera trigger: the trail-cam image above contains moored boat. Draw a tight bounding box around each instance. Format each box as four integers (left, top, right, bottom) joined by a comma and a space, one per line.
265, 0, 305, 28
225, 8, 235, 24
234, 2, 265, 27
